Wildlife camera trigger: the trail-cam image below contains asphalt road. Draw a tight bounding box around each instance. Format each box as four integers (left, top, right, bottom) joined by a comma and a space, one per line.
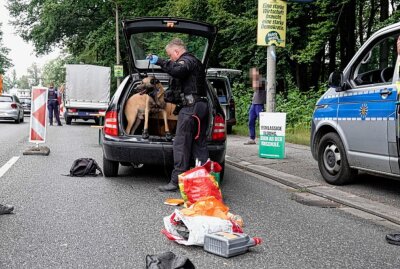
1, 119, 400, 268
227, 136, 400, 210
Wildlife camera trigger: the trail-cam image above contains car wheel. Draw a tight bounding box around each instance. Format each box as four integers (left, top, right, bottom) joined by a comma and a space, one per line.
66, 116, 72, 125
103, 155, 119, 177
15, 113, 20, 124
227, 125, 232, 134
94, 117, 100, 125
20, 114, 24, 123
317, 132, 357, 185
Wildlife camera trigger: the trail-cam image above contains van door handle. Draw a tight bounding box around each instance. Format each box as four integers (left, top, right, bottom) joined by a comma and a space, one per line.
380, 88, 392, 95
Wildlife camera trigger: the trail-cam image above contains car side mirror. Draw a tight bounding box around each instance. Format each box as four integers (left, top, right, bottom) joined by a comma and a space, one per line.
328, 71, 344, 91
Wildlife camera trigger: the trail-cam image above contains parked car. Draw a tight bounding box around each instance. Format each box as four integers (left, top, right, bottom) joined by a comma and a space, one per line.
101, 17, 227, 180
207, 68, 241, 134
19, 97, 32, 115
311, 22, 400, 185
0, 94, 24, 123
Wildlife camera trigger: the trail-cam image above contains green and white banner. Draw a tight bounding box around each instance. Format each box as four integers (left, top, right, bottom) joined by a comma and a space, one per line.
259, 112, 286, 159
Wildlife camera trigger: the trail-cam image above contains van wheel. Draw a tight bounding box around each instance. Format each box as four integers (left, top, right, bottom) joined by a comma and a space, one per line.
318, 132, 357, 185
66, 116, 72, 125
103, 156, 119, 177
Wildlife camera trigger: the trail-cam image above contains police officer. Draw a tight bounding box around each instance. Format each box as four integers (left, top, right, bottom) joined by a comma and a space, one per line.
148, 38, 209, 192
48, 82, 62, 126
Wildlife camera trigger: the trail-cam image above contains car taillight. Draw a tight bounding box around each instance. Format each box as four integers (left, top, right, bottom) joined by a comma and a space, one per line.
104, 110, 118, 136
68, 108, 77, 112
11, 103, 17, 109
212, 114, 226, 141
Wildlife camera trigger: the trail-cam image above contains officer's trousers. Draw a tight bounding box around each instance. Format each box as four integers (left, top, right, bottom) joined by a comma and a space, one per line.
170, 101, 209, 185
48, 100, 61, 125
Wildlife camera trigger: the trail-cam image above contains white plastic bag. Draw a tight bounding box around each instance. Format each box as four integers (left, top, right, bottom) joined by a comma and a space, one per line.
162, 209, 233, 246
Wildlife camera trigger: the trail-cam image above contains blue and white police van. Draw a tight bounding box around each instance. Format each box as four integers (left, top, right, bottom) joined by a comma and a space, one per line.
311, 22, 400, 185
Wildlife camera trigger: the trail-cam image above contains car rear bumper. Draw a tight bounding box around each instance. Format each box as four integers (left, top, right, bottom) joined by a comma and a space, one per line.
65, 111, 101, 120
0, 110, 19, 120
102, 135, 226, 166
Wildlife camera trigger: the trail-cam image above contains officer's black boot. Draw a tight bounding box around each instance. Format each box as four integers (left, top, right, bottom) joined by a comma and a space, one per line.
165, 132, 172, 141
142, 129, 149, 139
158, 183, 178, 192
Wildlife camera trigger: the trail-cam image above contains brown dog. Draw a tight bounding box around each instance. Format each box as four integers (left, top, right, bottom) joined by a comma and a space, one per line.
124, 76, 174, 140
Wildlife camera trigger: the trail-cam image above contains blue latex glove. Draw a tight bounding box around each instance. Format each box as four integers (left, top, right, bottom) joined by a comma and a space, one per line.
146, 54, 158, 65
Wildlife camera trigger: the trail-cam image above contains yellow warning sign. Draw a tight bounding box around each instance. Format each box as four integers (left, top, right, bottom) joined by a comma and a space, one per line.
257, 0, 287, 47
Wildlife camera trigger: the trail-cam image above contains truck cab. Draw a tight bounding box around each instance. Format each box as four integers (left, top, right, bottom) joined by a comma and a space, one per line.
311, 22, 400, 185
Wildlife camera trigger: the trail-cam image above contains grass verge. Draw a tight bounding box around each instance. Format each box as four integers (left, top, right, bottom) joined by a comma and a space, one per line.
232, 124, 310, 146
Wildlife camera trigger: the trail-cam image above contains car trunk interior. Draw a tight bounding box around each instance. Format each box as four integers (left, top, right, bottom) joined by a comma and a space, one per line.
119, 77, 221, 142
120, 79, 178, 139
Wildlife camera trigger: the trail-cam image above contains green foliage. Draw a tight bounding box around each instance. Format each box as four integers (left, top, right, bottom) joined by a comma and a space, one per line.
27, 63, 41, 87
231, 82, 252, 125
0, 24, 12, 74
6, 0, 400, 133
17, 75, 29, 89
276, 79, 326, 128
42, 56, 71, 87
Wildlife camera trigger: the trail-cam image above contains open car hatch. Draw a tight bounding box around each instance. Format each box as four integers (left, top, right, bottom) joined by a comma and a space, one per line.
122, 17, 218, 75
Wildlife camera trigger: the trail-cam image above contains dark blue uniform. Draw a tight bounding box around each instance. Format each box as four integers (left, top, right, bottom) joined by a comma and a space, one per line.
48, 87, 62, 126
157, 52, 209, 185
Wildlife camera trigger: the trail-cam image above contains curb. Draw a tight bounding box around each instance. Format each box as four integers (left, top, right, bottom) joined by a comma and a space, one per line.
226, 156, 400, 226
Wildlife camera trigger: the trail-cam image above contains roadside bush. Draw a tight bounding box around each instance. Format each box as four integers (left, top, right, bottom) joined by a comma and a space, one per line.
232, 82, 253, 125
232, 79, 326, 128
276, 83, 326, 128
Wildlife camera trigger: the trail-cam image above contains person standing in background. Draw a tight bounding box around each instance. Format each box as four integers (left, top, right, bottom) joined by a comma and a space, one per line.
47, 82, 62, 126
244, 67, 266, 145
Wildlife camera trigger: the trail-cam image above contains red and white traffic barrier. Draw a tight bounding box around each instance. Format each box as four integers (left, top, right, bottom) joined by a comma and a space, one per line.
29, 87, 48, 143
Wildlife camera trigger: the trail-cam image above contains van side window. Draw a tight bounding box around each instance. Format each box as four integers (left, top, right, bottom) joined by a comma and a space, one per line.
353, 34, 398, 86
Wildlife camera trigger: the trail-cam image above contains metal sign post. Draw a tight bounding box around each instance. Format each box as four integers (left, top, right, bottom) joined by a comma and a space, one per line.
258, 0, 287, 159
257, 0, 287, 111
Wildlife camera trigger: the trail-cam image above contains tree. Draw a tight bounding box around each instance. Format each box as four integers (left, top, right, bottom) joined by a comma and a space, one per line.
41, 57, 70, 87
10, 69, 17, 88
17, 75, 29, 89
0, 23, 12, 74
27, 63, 42, 87
7, 0, 400, 97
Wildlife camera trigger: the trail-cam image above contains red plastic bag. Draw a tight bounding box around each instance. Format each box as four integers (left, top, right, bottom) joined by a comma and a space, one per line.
202, 160, 222, 185
178, 166, 222, 206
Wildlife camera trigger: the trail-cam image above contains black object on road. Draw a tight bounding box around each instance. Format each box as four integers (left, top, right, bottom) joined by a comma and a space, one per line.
67, 158, 103, 177
0, 204, 14, 215
386, 233, 400, 246
146, 251, 195, 269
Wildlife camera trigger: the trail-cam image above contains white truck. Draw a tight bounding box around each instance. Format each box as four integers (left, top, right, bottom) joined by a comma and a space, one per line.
64, 64, 110, 125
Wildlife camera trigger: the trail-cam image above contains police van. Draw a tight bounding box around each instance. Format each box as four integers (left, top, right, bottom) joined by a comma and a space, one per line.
311, 22, 400, 185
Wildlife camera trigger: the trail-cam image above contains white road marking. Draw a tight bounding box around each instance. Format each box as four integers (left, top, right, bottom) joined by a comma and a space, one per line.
0, 157, 20, 178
